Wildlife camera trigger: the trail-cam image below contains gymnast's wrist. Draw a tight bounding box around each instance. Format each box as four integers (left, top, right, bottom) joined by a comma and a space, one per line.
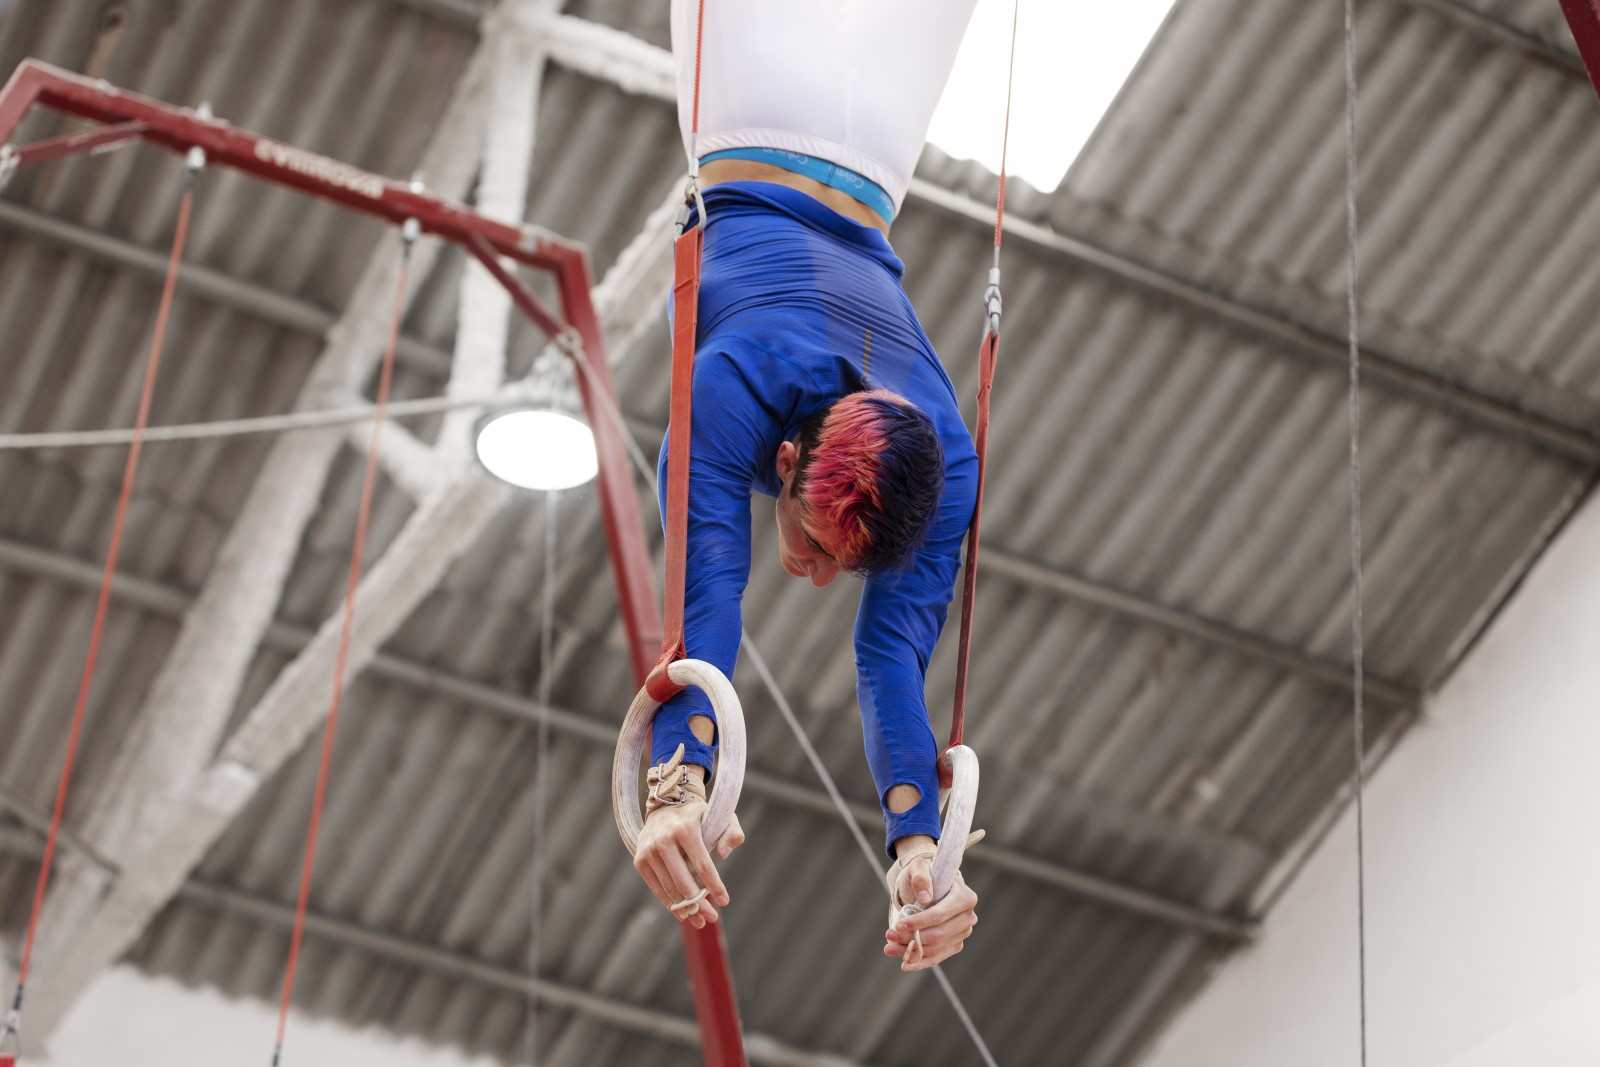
893, 834, 936, 860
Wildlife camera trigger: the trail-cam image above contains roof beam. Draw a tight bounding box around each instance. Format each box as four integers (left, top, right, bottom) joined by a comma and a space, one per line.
905, 179, 1600, 466
0, 830, 867, 1067
0, 535, 1257, 943
386, 0, 484, 31
438, 2, 548, 457
981, 551, 1417, 708
1407, 0, 1587, 76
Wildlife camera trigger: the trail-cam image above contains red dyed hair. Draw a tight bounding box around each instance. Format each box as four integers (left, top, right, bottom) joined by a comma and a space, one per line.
791, 389, 944, 574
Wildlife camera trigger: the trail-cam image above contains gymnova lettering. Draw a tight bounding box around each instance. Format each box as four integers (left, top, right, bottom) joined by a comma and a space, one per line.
253, 140, 384, 199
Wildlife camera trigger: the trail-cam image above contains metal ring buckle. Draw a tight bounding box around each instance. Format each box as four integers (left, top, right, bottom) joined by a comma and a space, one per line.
0, 145, 19, 193
983, 266, 1003, 337
675, 174, 707, 237
0, 1007, 23, 1062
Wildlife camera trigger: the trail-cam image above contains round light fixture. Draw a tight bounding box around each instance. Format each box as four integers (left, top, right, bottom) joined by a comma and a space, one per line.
474, 407, 598, 491
473, 351, 598, 492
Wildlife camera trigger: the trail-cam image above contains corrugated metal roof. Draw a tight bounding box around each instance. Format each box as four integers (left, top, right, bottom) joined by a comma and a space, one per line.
1, 0, 1596, 1064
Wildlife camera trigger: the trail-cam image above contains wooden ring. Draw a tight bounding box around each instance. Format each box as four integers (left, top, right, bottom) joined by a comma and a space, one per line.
927, 745, 979, 903
612, 659, 746, 855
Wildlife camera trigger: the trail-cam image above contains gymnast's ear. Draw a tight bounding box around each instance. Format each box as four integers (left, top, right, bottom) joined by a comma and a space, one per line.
775, 439, 800, 483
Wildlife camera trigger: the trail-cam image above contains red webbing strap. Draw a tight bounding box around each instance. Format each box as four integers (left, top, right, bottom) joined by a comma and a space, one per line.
270, 234, 411, 1067
647, 226, 703, 702
946, 0, 1018, 757
646, 0, 710, 703
3, 177, 196, 1059
946, 331, 999, 752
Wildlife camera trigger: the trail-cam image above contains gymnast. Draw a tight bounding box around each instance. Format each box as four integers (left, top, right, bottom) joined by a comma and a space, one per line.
632, 0, 984, 973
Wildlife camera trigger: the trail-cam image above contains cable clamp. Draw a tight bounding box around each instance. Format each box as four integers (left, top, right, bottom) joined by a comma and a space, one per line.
983, 266, 1003, 337
185, 102, 212, 175
0, 1007, 21, 1058
0, 145, 16, 193
554, 327, 584, 358
675, 173, 706, 237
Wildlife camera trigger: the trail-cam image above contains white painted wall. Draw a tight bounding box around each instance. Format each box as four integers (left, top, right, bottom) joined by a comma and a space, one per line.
1142, 489, 1600, 1067
42, 966, 498, 1067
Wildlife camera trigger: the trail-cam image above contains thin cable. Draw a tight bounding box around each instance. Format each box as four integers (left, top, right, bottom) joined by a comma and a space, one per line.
270, 230, 413, 1067
1343, 1, 1369, 1064
5, 171, 197, 1053
740, 640, 999, 1067
0, 392, 521, 450
524, 492, 558, 1066
992, 0, 1019, 254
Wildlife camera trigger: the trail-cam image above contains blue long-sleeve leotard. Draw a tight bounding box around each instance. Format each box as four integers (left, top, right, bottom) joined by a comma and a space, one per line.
652, 182, 978, 855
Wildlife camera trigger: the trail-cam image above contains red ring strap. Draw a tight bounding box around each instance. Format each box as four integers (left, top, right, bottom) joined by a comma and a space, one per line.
653, 0, 711, 702
946, 0, 1019, 759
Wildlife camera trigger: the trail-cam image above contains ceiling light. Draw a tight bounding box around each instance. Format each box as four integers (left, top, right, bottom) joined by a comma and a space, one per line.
473, 352, 598, 492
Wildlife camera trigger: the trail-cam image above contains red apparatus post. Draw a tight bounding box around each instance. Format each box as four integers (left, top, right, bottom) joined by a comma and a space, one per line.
1561, 0, 1600, 102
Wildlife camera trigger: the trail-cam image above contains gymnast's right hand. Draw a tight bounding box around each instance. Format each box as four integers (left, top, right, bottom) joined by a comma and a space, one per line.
633, 763, 744, 929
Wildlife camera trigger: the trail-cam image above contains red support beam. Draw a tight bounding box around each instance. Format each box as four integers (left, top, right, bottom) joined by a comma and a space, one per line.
1561, 0, 1600, 102
0, 55, 749, 1065
555, 262, 666, 685
0, 60, 583, 273
8, 120, 148, 168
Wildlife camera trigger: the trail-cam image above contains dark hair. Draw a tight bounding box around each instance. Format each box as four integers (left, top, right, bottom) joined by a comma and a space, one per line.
790, 389, 945, 575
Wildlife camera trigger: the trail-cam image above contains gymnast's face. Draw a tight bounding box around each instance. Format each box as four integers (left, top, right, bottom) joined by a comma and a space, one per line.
774, 440, 842, 588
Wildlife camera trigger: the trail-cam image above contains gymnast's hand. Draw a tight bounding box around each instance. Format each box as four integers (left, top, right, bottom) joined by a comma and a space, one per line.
884, 838, 980, 972
633, 768, 745, 930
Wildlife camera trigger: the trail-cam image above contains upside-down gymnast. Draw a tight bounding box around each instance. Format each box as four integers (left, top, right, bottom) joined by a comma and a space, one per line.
632, 0, 983, 972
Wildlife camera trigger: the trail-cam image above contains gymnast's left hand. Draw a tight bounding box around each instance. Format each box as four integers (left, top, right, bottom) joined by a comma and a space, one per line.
633, 788, 746, 930
884, 849, 979, 972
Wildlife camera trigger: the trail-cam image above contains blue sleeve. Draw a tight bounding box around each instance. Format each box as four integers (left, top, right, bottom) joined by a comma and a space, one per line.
855, 437, 978, 856
651, 339, 815, 775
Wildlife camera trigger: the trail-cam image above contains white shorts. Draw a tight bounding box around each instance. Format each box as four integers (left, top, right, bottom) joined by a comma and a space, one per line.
671, 0, 980, 216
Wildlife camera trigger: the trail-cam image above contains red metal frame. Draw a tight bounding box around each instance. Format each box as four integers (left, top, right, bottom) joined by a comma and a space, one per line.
1562, 0, 1600, 102
0, 58, 747, 1065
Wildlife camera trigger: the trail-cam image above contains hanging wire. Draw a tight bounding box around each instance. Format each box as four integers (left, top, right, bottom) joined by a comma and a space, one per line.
992, 0, 1019, 256
0, 393, 520, 450
1343, 0, 1369, 1063
1, 160, 201, 1062
270, 223, 415, 1067
524, 491, 558, 1065
739, 642, 1000, 1067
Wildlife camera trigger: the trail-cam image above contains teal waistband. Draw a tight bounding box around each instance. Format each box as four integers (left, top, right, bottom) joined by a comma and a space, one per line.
700, 147, 895, 225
